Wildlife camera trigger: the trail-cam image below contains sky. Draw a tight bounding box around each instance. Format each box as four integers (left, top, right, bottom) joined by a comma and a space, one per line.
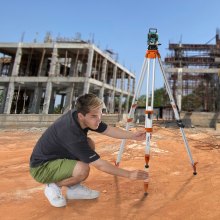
1, 0, 220, 94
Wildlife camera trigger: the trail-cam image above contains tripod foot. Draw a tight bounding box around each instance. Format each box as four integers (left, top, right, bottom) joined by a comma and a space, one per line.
192, 162, 198, 175
115, 161, 119, 167
144, 182, 149, 195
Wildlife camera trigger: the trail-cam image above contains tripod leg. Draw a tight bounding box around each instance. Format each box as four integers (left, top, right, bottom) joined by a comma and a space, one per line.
116, 58, 148, 166
144, 58, 156, 195
157, 56, 197, 175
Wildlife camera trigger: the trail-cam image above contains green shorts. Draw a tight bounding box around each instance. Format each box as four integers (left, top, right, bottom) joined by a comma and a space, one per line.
30, 159, 77, 184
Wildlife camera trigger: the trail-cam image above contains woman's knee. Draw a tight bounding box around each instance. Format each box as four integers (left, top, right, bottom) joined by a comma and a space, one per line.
72, 161, 90, 180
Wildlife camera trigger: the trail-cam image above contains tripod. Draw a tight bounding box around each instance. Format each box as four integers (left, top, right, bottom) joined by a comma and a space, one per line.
116, 29, 197, 195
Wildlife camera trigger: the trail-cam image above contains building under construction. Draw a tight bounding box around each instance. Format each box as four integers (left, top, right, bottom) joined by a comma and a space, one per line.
0, 37, 135, 115
165, 30, 220, 113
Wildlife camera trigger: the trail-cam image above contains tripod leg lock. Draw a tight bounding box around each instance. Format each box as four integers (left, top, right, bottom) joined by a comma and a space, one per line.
176, 120, 185, 128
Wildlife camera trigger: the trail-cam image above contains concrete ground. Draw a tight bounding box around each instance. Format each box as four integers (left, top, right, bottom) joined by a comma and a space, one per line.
0, 124, 220, 220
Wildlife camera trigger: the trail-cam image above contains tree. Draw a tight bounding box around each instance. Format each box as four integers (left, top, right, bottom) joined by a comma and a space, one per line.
137, 87, 168, 107
182, 83, 206, 111
153, 87, 169, 107
137, 95, 146, 107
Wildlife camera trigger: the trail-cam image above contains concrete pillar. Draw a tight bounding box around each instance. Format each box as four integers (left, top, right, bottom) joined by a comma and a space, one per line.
119, 93, 123, 114
69, 57, 76, 76
49, 89, 56, 113
106, 94, 112, 113
71, 50, 80, 77
56, 61, 61, 76
60, 94, 65, 111
109, 91, 115, 114
0, 63, 2, 75
0, 86, 7, 113
81, 63, 87, 76
127, 75, 132, 114
49, 44, 58, 76
28, 91, 34, 113
121, 71, 125, 91
109, 65, 117, 113
99, 58, 107, 101
42, 81, 52, 114
99, 87, 105, 102
8, 60, 14, 76
218, 76, 220, 111
12, 43, 22, 76
127, 75, 131, 92
125, 94, 130, 114
37, 49, 46, 76
41, 59, 48, 76
101, 59, 107, 81
63, 50, 68, 77
6, 64, 10, 76
30, 86, 43, 113
83, 47, 94, 94
119, 71, 125, 114
3, 82, 15, 114
132, 77, 135, 94
177, 68, 183, 111
63, 86, 74, 113
113, 65, 117, 88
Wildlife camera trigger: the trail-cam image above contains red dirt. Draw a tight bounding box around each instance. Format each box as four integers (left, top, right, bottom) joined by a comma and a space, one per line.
0, 125, 220, 220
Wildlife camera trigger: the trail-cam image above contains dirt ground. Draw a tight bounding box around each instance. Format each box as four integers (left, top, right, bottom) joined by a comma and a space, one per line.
0, 124, 220, 220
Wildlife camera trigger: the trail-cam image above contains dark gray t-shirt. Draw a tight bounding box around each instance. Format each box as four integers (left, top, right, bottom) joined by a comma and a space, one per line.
30, 110, 107, 167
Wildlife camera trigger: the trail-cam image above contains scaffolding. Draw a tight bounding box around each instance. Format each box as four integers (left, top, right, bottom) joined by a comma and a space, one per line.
164, 29, 220, 112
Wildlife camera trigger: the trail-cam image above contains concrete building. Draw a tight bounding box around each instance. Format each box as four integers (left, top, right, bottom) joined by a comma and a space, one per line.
0, 39, 135, 115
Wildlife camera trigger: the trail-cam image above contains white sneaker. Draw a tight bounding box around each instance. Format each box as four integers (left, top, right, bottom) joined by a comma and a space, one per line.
66, 184, 100, 200
44, 183, 66, 207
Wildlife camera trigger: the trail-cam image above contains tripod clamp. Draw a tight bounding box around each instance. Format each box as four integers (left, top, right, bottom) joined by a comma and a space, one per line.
176, 120, 185, 128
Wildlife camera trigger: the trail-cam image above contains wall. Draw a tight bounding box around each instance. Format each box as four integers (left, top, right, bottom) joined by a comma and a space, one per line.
0, 113, 120, 129
0, 112, 219, 129
180, 111, 220, 128
134, 109, 220, 129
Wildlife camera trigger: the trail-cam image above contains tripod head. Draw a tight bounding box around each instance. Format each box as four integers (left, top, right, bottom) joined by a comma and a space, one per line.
147, 28, 161, 50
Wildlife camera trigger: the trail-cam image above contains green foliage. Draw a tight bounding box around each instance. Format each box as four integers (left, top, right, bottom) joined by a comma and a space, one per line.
154, 87, 169, 107
53, 104, 62, 114
182, 94, 201, 111
182, 83, 205, 111
114, 96, 119, 108
137, 95, 146, 107
137, 87, 168, 107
